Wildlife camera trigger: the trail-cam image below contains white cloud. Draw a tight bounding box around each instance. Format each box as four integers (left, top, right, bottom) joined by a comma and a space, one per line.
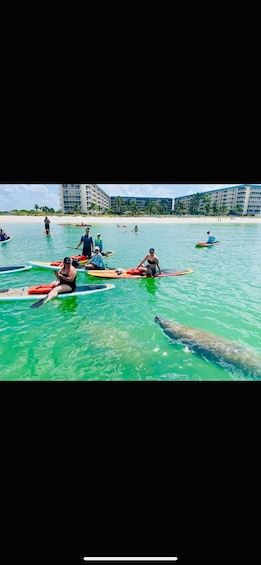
0, 184, 60, 211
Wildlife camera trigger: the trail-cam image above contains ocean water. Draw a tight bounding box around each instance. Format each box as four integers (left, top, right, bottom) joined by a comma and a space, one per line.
0, 219, 260, 380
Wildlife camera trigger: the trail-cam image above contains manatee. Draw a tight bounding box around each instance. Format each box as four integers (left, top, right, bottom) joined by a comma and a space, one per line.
155, 316, 261, 379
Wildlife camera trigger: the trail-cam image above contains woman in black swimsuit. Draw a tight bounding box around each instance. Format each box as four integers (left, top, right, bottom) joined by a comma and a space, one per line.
136, 248, 161, 277
42, 257, 77, 304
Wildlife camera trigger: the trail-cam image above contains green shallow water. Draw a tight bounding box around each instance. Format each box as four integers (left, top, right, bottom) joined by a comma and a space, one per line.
0, 220, 260, 380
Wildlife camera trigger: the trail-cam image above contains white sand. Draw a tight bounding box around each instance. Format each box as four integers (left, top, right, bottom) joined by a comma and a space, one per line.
1, 214, 261, 225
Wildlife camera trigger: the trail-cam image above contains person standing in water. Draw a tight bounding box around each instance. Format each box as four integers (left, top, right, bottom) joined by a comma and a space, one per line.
132, 225, 138, 233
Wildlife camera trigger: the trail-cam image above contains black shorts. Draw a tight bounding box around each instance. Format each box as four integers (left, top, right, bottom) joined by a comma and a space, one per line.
147, 265, 156, 276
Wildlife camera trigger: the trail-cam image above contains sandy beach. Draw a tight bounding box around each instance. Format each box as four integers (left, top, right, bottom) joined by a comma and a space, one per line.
1, 214, 261, 225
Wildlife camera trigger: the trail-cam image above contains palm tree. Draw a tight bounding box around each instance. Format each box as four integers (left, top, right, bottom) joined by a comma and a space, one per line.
203, 194, 211, 215
189, 193, 201, 215
174, 201, 186, 216
115, 196, 123, 215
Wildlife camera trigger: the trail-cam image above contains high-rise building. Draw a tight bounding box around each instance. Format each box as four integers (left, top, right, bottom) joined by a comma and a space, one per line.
174, 185, 261, 216
59, 184, 110, 214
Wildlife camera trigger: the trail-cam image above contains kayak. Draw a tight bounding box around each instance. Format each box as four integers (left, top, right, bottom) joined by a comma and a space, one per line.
86, 268, 194, 279
195, 240, 221, 248
0, 265, 32, 274
0, 236, 12, 244
0, 283, 115, 302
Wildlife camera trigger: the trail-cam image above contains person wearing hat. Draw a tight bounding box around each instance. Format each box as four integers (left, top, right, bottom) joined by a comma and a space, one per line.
136, 248, 161, 277
85, 246, 105, 270
95, 233, 103, 252
41, 257, 77, 304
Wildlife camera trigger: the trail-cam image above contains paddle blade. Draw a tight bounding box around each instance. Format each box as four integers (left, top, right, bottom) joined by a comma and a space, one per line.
30, 296, 48, 309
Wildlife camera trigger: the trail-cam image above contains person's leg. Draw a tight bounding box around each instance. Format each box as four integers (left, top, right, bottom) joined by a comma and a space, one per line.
146, 266, 153, 277
45, 284, 72, 303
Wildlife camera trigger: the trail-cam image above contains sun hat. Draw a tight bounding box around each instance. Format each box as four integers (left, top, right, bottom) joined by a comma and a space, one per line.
95, 246, 100, 251
97, 233, 101, 236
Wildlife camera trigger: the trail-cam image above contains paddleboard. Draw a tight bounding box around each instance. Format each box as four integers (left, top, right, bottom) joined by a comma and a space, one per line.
86, 268, 194, 279
101, 250, 115, 258
195, 240, 221, 248
27, 255, 114, 272
0, 283, 115, 302
0, 236, 12, 244
0, 265, 32, 274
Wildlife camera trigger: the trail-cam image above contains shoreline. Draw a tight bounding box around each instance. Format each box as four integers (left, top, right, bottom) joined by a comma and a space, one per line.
1, 215, 261, 225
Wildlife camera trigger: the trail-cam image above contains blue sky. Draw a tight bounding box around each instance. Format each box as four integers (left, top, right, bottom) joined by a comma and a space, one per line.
0, 183, 239, 211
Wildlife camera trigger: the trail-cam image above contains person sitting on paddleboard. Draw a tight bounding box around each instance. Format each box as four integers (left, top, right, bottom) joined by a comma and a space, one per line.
206, 231, 216, 243
85, 246, 105, 270
136, 248, 161, 277
42, 257, 77, 304
0, 229, 9, 240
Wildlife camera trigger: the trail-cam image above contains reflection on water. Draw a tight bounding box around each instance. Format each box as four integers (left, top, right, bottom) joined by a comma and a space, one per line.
141, 277, 158, 296
56, 297, 79, 315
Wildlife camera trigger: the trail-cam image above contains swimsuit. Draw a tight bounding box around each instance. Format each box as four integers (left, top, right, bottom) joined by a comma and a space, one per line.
58, 272, 76, 291
146, 259, 157, 276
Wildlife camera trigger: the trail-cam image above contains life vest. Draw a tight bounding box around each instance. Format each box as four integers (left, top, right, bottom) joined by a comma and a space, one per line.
28, 283, 57, 295
126, 268, 143, 275
71, 254, 87, 262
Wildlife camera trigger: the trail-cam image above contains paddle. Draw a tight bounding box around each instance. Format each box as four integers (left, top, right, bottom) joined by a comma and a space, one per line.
30, 295, 48, 309
66, 246, 78, 250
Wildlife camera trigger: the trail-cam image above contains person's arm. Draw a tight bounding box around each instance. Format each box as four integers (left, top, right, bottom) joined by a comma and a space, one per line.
57, 267, 76, 282
137, 255, 147, 268
156, 258, 161, 274
75, 238, 82, 250
91, 237, 94, 252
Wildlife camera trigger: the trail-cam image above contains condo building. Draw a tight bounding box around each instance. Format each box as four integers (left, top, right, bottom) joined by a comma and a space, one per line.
173, 185, 261, 216
59, 184, 110, 214
58, 184, 261, 216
